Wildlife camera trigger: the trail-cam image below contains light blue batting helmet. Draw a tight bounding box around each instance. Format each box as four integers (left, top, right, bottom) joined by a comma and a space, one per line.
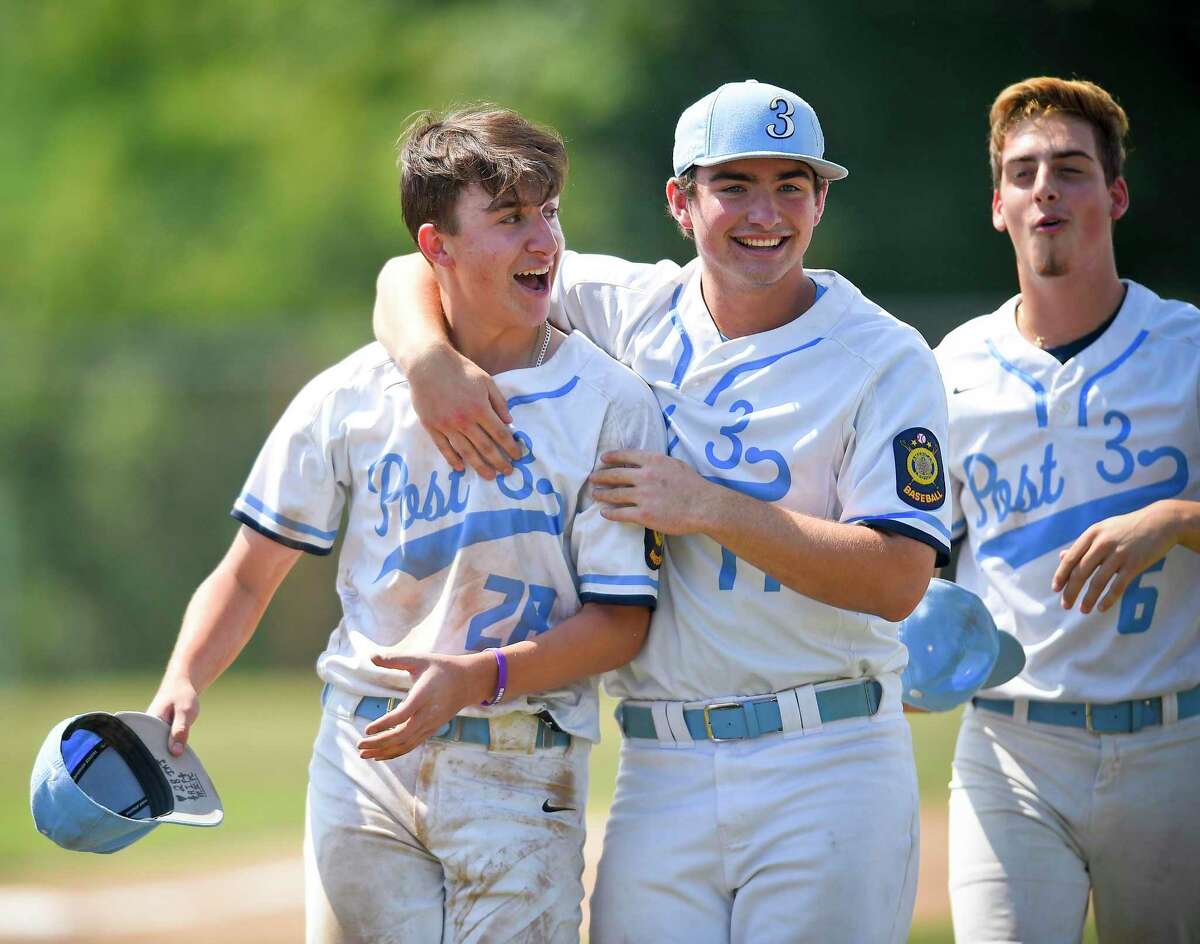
899, 579, 1025, 712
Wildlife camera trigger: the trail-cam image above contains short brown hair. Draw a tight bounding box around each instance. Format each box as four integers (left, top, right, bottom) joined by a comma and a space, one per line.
398, 105, 567, 243
988, 77, 1129, 186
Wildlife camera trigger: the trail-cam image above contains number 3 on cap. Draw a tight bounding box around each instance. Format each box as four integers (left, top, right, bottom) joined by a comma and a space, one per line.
765, 97, 794, 139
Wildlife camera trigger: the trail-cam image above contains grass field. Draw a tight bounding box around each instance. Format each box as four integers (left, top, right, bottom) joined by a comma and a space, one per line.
6, 670, 1092, 942
4, 671, 965, 879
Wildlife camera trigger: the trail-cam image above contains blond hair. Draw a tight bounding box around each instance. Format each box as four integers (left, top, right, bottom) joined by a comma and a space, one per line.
988, 77, 1129, 185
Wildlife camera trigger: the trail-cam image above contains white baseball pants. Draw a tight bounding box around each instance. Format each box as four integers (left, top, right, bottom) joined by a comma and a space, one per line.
950, 703, 1200, 943
590, 707, 919, 944
303, 693, 589, 944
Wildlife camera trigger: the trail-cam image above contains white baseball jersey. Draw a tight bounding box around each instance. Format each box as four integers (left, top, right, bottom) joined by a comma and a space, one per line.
549, 251, 953, 701
232, 333, 665, 740
936, 280, 1200, 703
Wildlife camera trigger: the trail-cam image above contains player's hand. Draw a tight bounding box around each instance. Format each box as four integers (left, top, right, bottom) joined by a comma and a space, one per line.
407, 345, 522, 480
147, 677, 200, 757
590, 449, 717, 535
357, 651, 495, 761
1053, 501, 1181, 614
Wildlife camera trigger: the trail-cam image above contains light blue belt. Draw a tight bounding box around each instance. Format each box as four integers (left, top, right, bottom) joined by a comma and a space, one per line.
618, 679, 883, 742
974, 682, 1200, 734
346, 691, 571, 749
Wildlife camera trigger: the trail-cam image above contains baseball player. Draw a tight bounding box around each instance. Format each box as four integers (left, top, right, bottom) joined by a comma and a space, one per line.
147, 106, 666, 943
374, 81, 952, 943
936, 77, 1200, 942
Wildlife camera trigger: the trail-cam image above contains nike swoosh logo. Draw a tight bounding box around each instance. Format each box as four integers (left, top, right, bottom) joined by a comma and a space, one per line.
542, 800, 575, 813
952, 384, 984, 395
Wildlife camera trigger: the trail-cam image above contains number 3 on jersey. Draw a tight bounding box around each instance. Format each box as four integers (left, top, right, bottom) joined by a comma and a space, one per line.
466, 574, 558, 650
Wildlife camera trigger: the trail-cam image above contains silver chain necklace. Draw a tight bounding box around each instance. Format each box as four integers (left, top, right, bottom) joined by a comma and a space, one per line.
532, 321, 551, 368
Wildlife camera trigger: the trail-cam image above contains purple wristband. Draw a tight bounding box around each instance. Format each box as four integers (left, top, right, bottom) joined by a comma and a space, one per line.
481, 649, 508, 706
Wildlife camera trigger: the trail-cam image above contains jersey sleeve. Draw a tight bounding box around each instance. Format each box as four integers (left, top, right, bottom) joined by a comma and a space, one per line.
550, 250, 681, 361
231, 378, 348, 555
837, 340, 954, 566
570, 373, 668, 608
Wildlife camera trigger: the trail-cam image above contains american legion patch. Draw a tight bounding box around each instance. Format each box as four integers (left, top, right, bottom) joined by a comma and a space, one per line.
892, 427, 945, 510
644, 529, 665, 570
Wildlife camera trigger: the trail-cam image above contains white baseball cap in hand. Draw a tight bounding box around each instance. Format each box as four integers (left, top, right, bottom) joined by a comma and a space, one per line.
673, 79, 849, 180
30, 711, 223, 853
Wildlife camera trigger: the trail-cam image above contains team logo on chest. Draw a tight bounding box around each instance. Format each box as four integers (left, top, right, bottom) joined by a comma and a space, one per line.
893, 427, 946, 509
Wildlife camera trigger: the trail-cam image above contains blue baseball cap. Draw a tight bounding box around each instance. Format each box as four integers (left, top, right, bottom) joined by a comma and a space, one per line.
673, 79, 849, 180
899, 579, 1026, 712
31, 711, 222, 854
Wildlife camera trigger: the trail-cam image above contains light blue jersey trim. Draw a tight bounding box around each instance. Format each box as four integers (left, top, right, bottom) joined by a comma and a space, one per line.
703, 338, 824, 406
1077, 330, 1149, 427
666, 285, 693, 388
846, 510, 952, 542
239, 493, 338, 542
507, 376, 580, 410
578, 573, 660, 589
985, 338, 1047, 428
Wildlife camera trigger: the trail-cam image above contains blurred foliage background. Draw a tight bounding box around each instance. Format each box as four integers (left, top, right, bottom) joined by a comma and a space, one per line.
3, 0, 1199, 681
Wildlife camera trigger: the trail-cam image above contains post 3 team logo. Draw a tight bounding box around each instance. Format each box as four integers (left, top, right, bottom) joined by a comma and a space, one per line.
893, 427, 946, 509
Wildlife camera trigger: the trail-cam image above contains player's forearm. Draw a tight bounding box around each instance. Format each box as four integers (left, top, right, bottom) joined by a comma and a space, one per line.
159, 568, 271, 694
699, 489, 935, 621
469, 603, 651, 705
1159, 499, 1200, 553
372, 253, 449, 368
159, 529, 299, 694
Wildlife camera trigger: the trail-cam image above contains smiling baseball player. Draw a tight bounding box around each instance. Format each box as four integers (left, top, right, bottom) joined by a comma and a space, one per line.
374, 80, 951, 944
936, 77, 1200, 942
148, 106, 665, 943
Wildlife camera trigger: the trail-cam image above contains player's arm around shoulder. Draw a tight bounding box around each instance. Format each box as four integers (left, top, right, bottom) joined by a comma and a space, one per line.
370, 251, 678, 479
149, 525, 302, 756
372, 253, 523, 479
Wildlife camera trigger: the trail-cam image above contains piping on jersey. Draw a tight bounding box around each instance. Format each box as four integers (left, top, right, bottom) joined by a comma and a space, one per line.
985, 338, 1048, 428
666, 285, 692, 388
846, 509, 953, 542
506, 375, 580, 410
1077, 330, 1149, 427
578, 573, 660, 589
702, 338, 824, 406
239, 493, 339, 542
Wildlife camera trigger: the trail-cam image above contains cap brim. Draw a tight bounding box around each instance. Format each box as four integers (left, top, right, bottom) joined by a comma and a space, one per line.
115, 712, 223, 826
981, 631, 1025, 690
689, 150, 849, 180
